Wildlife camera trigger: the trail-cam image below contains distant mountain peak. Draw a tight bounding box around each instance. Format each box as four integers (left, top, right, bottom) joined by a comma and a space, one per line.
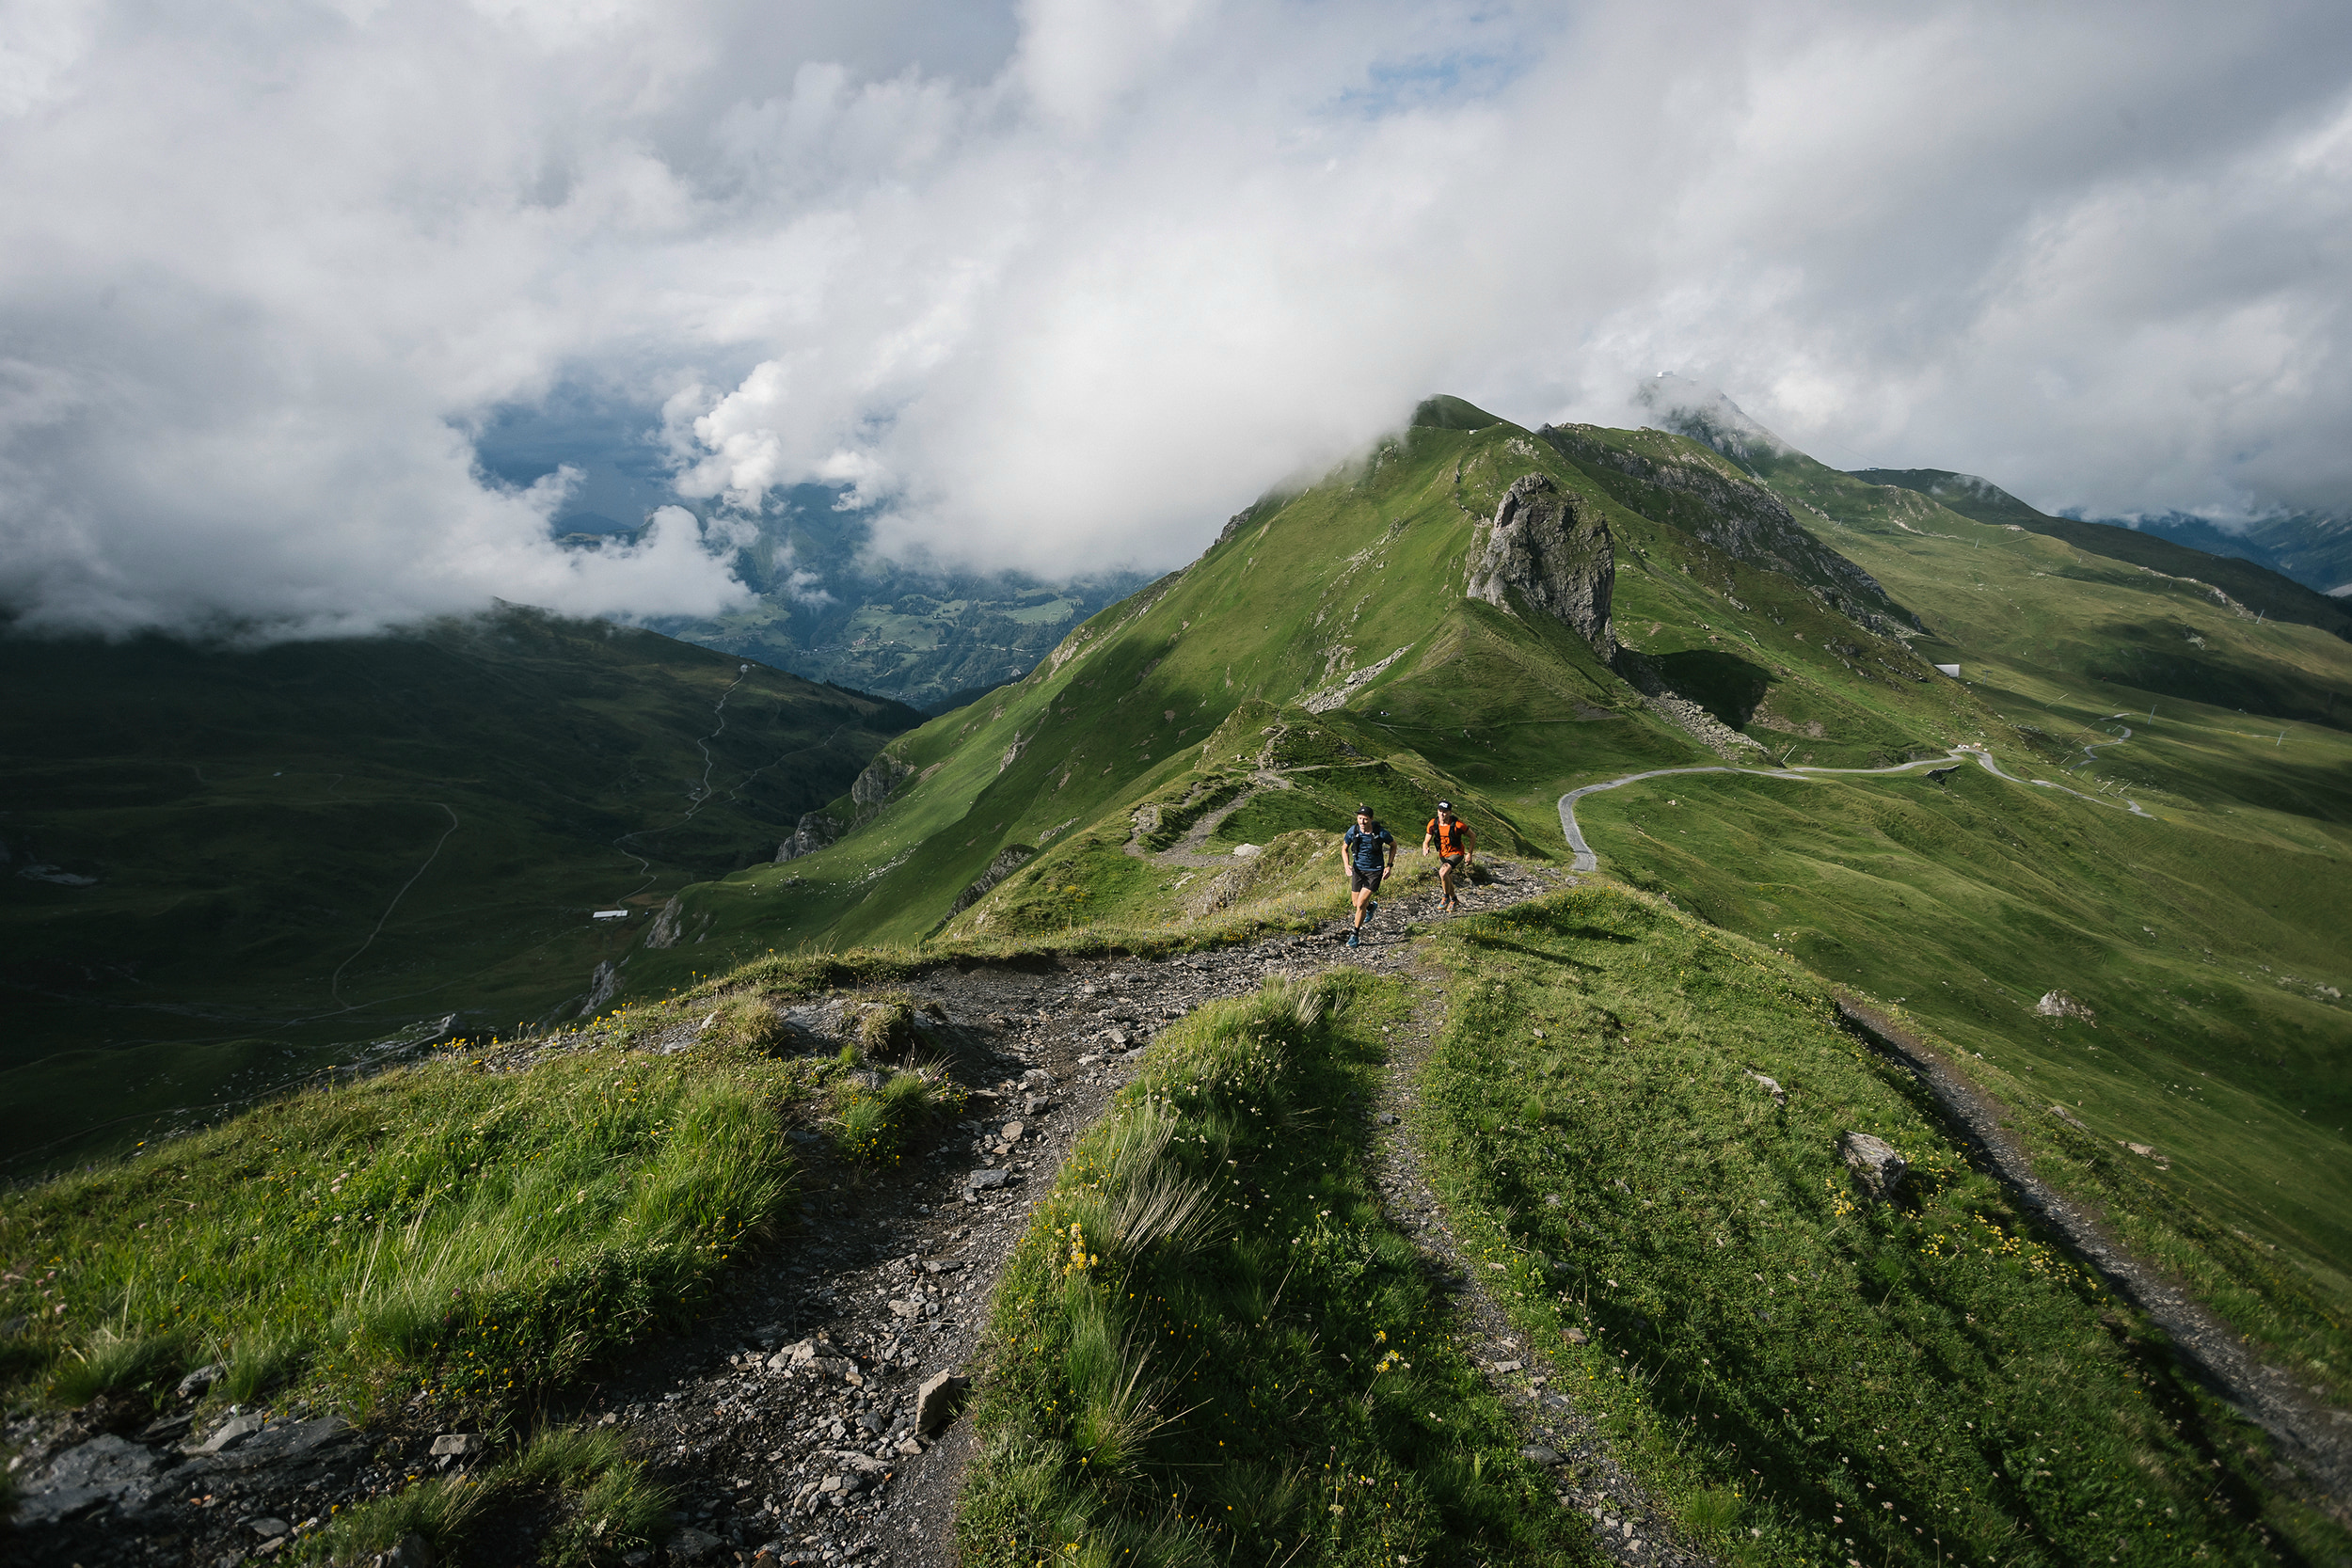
1634, 373, 1792, 467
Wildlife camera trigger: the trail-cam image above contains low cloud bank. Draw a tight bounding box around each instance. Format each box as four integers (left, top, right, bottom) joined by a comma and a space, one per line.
5, 1, 2348, 635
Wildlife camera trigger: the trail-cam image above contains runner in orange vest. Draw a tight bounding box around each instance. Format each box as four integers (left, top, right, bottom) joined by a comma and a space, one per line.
1422, 800, 1476, 912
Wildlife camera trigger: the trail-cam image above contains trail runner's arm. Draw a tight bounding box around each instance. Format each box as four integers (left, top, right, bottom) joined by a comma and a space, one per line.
1463, 825, 1476, 864
1421, 824, 1435, 856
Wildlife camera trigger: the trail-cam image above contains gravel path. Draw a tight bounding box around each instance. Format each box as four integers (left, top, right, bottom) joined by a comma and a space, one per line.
1836, 998, 2352, 1516
1350, 930, 1716, 1567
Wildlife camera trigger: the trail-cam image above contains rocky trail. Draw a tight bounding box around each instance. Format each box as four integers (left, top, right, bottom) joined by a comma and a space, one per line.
9, 860, 1647, 1568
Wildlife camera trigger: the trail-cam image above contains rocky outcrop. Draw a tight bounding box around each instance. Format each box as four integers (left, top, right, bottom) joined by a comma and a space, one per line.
951, 845, 1035, 914
644, 897, 684, 951
851, 755, 916, 810
2034, 990, 2096, 1024
1542, 424, 1912, 638
776, 812, 844, 863
1467, 474, 1616, 658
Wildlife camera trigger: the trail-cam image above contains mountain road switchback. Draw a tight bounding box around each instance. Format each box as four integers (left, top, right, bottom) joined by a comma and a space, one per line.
1557, 739, 2154, 874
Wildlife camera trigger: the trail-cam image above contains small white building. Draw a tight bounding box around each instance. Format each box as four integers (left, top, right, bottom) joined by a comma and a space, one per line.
1933, 663, 1961, 677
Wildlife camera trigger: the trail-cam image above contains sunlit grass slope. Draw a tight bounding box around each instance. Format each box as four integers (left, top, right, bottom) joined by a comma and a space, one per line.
1418, 885, 2346, 1568
628, 411, 2035, 991
960, 972, 1597, 1568
0, 1023, 961, 1426
1851, 467, 2352, 642
1733, 445, 2352, 736
0, 606, 916, 1172
1579, 712, 2352, 1380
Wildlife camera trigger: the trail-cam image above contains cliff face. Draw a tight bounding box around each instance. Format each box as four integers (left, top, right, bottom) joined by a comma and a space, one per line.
1467, 473, 1616, 658
1543, 424, 1910, 637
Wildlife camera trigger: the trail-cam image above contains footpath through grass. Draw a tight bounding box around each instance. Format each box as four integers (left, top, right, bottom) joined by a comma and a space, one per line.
958, 972, 1599, 1568
0, 1025, 950, 1425
1415, 883, 2346, 1567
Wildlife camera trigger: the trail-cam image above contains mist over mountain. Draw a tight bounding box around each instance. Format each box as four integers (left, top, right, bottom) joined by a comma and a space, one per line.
2073, 509, 2352, 598
7, 4, 2352, 639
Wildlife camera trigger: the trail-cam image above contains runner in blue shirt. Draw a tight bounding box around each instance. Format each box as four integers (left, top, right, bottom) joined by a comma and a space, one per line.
1339, 804, 1396, 948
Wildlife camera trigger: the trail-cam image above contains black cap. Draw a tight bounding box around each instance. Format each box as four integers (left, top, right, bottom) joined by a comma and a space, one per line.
1436, 800, 1454, 810
1355, 804, 1374, 816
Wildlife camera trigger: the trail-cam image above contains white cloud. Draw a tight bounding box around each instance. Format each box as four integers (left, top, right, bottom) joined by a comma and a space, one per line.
4, 0, 2349, 636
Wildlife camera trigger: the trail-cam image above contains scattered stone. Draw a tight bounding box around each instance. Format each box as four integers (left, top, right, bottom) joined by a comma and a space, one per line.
1001, 1121, 1025, 1143
1563, 1326, 1587, 1345
668, 1525, 727, 1561
1493, 1360, 1523, 1374
967, 1169, 1011, 1192
1519, 1447, 1562, 1466
916, 1370, 970, 1435
1376, 1112, 1399, 1126
249, 1517, 292, 1539
428, 1432, 486, 1459
2033, 990, 2096, 1024
1740, 1069, 1788, 1108
2124, 1142, 2159, 1160
176, 1362, 227, 1400
1837, 1132, 1908, 1199
201, 1413, 267, 1453
2048, 1103, 2090, 1132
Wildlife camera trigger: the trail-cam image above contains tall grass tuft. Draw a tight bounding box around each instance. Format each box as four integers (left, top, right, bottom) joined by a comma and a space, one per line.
0, 1040, 816, 1420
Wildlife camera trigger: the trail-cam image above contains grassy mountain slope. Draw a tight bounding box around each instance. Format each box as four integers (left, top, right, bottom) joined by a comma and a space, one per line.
1701, 446, 2349, 734
1853, 468, 2352, 641
1566, 410, 2352, 1365
621, 413, 2025, 993
630, 393, 2347, 1375
0, 608, 916, 1172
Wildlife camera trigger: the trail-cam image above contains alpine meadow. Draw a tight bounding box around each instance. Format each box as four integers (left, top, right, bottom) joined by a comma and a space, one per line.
6, 395, 2346, 1568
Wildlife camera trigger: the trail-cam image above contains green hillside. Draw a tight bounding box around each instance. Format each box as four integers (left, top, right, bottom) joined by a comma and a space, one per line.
10, 397, 2351, 1567
1853, 467, 2352, 641
628, 395, 2351, 1348
629, 410, 2012, 988
0, 607, 916, 1172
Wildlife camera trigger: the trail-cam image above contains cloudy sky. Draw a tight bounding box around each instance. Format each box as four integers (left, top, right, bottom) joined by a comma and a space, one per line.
4, 0, 2348, 635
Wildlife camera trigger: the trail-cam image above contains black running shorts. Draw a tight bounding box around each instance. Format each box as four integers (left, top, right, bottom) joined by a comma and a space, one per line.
1349, 866, 1385, 893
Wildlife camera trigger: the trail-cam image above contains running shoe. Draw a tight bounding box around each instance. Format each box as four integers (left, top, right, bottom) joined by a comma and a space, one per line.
1345, 928, 1359, 947
1366, 899, 1379, 922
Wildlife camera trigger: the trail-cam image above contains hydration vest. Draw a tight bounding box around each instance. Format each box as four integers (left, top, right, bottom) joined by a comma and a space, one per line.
1428, 816, 1470, 854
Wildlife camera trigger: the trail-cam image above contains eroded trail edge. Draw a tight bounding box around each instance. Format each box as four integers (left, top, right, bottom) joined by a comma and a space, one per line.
1836, 999, 2352, 1513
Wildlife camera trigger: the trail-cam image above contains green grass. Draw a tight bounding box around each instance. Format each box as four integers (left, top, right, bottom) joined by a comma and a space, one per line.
294, 1421, 671, 1566
1578, 710, 2352, 1386
958, 972, 1599, 1567
1415, 884, 2348, 1567
0, 1032, 828, 1423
